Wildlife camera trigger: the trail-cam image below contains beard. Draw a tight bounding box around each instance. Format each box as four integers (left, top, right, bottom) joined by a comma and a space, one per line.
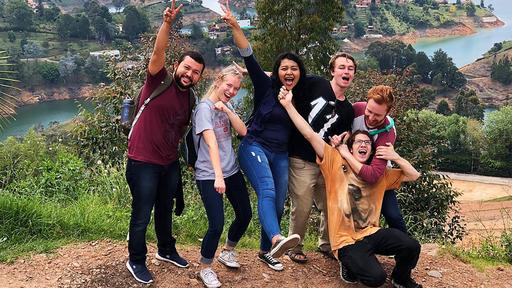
174, 73, 194, 89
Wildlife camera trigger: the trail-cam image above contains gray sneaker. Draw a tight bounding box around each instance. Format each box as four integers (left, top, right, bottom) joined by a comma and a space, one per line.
218, 250, 240, 268
199, 267, 222, 288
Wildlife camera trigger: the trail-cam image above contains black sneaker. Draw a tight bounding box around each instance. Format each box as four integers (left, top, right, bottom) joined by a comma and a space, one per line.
339, 261, 357, 284
270, 234, 300, 258
126, 260, 153, 284
392, 277, 423, 288
155, 251, 189, 268
258, 252, 284, 271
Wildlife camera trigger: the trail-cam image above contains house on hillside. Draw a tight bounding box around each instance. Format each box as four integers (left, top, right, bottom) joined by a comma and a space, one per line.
215, 46, 232, 56
363, 33, 383, 39
90, 50, 120, 59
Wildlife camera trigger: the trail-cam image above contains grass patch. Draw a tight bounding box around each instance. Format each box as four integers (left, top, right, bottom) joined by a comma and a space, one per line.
444, 244, 511, 271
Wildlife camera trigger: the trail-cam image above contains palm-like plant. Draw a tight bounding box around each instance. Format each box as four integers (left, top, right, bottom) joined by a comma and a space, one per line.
0, 50, 20, 130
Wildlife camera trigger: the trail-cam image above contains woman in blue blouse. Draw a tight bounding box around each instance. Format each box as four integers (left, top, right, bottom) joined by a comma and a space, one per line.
221, 2, 303, 271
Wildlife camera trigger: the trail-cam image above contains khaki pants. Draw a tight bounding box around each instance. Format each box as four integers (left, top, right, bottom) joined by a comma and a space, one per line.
287, 157, 330, 253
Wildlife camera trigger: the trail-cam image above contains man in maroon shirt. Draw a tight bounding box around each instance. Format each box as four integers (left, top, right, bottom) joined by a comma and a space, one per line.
125, 1, 205, 284
349, 85, 408, 235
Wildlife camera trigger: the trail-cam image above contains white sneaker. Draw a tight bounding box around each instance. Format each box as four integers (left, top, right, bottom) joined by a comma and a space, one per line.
218, 249, 240, 268
270, 234, 300, 258
199, 267, 222, 288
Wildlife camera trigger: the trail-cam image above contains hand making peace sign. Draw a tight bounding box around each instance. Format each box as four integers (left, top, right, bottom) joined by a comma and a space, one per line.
163, 0, 183, 24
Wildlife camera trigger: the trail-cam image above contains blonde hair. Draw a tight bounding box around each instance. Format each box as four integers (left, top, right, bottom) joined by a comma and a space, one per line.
367, 85, 395, 112
203, 65, 243, 100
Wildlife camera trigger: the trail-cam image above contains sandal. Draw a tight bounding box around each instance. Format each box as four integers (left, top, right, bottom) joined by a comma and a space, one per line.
287, 250, 308, 263
317, 248, 336, 260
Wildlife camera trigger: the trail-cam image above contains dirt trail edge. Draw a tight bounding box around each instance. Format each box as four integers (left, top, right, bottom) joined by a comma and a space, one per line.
0, 240, 510, 288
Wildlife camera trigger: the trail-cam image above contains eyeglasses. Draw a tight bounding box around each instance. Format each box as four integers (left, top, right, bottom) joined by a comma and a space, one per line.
353, 140, 371, 146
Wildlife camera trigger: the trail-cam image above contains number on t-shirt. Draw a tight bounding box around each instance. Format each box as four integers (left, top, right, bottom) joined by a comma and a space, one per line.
308, 97, 327, 123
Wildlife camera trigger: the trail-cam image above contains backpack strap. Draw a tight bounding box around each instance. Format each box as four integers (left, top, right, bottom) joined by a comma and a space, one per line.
368, 116, 395, 136
128, 73, 173, 139
187, 88, 197, 124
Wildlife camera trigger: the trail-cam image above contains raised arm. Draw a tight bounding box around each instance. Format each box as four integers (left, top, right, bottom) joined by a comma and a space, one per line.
214, 101, 247, 136
221, 1, 250, 50
148, 0, 183, 76
376, 143, 420, 182
279, 87, 325, 159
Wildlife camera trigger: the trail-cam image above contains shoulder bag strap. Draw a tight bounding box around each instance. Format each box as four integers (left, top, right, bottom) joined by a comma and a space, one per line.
128, 73, 173, 139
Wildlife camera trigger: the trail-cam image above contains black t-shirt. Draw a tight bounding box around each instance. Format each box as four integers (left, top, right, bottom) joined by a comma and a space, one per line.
289, 76, 354, 163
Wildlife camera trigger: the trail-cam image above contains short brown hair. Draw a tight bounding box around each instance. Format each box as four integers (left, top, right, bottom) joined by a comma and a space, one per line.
329, 52, 357, 73
367, 85, 395, 112
346, 130, 374, 164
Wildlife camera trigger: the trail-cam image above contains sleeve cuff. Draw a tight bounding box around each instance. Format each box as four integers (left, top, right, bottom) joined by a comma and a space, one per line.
238, 45, 253, 57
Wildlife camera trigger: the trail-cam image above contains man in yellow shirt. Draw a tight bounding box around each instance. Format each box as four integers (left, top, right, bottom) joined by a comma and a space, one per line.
279, 87, 422, 288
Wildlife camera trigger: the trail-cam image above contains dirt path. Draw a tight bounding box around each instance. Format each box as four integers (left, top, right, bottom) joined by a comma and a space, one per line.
442, 172, 512, 245
0, 241, 511, 288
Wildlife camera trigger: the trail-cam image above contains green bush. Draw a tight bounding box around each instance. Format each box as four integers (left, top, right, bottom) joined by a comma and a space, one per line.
501, 230, 512, 263
398, 172, 465, 243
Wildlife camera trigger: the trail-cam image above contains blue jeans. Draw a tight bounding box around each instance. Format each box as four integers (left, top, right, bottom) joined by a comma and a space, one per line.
126, 158, 180, 264
196, 171, 252, 264
382, 190, 408, 234
238, 139, 289, 252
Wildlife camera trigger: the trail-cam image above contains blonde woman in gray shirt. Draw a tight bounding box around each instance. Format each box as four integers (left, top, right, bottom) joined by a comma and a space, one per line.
192, 65, 252, 288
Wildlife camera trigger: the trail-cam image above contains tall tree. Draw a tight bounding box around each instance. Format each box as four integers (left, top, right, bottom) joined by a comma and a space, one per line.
414, 51, 432, 83
93, 16, 113, 43
5, 0, 34, 31
56, 14, 75, 39
122, 6, 150, 41
84, 0, 112, 22
44, 4, 61, 22
253, 0, 344, 75
430, 49, 466, 89
37, 61, 60, 83
76, 14, 92, 39
454, 89, 484, 120
484, 106, 512, 177
354, 20, 366, 38
436, 99, 452, 115
490, 57, 512, 85
482, 106, 512, 176
366, 40, 416, 72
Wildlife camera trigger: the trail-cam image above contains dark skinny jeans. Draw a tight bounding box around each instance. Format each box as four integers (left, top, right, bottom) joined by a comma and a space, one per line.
126, 158, 181, 264
382, 190, 408, 234
196, 171, 252, 264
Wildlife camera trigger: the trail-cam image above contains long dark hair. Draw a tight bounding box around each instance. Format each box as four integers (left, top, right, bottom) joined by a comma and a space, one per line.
271, 52, 307, 92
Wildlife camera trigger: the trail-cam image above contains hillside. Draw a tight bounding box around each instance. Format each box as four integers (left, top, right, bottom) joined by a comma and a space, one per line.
459, 44, 512, 107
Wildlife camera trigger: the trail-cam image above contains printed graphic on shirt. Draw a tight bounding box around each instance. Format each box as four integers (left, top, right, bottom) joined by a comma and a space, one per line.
347, 183, 374, 230
307, 96, 337, 138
